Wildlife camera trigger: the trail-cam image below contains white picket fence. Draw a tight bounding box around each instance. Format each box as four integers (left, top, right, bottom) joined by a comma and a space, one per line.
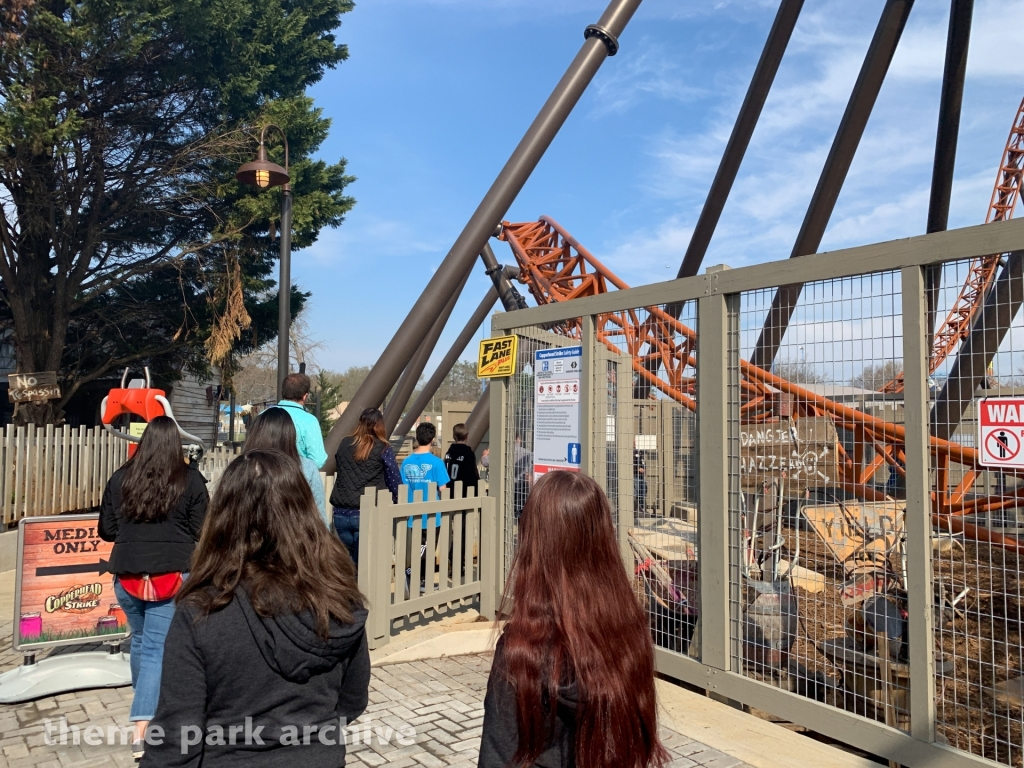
0, 425, 130, 525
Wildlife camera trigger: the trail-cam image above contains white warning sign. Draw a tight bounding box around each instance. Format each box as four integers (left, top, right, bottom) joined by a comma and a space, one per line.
978, 396, 1024, 468
533, 346, 582, 479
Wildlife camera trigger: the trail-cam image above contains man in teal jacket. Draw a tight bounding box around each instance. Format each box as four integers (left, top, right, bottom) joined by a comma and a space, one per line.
275, 373, 328, 468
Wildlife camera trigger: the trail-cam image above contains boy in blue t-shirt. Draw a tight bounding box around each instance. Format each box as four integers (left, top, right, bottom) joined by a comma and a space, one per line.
401, 423, 449, 593
401, 422, 449, 528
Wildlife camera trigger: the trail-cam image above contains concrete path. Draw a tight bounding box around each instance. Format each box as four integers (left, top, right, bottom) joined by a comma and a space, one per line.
0, 570, 871, 768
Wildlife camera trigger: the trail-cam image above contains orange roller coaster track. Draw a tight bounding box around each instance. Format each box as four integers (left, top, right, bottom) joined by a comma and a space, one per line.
499, 215, 1024, 553
882, 96, 1024, 393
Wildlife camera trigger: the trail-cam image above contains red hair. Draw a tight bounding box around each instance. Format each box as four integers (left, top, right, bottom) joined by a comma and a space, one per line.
498, 471, 668, 768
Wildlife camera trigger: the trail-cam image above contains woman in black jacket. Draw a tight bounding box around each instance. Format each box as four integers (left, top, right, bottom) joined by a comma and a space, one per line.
98, 416, 208, 758
479, 471, 668, 768
330, 408, 400, 566
142, 449, 370, 768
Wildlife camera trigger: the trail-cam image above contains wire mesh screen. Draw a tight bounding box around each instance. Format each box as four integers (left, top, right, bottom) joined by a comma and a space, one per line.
929, 256, 1024, 766
732, 272, 911, 728
591, 301, 700, 657
501, 323, 583, 581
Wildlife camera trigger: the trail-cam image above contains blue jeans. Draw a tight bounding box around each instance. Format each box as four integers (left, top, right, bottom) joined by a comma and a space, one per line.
114, 579, 177, 721
334, 509, 360, 567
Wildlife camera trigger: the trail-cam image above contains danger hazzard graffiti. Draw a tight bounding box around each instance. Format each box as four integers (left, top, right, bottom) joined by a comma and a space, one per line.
13, 514, 129, 651
477, 335, 518, 378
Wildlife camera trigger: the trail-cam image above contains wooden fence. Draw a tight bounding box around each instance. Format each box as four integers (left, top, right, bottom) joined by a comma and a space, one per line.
1, 425, 130, 525
357, 481, 496, 649
0, 430, 247, 527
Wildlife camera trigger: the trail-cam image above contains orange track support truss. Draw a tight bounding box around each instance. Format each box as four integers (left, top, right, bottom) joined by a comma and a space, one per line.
883, 96, 1024, 393
499, 215, 1024, 552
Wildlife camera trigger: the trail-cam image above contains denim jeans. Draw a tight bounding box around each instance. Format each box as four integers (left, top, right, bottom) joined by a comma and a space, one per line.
334, 509, 360, 567
114, 579, 177, 721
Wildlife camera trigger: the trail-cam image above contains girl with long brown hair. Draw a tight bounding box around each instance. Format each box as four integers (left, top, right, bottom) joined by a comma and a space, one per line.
98, 416, 208, 759
144, 449, 370, 765
329, 407, 400, 565
479, 471, 668, 768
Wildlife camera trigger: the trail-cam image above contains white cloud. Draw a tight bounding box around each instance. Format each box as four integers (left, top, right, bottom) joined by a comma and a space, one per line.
301, 213, 445, 266
597, 0, 1024, 284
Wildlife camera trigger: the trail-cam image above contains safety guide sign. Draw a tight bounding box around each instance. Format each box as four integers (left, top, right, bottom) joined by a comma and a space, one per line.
533, 346, 582, 479
978, 396, 1024, 468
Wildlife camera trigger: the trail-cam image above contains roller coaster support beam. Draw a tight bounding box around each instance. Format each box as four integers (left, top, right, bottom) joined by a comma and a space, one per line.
931, 250, 1024, 441
925, 0, 974, 341
482, 241, 529, 310
750, 0, 914, 371
322, 0, 642, 472
673, 0, 803, 284
459, 241, 530, 452
389, 245, 524, 442
391, 285, 500, 443
465, 384, 491, 452
383, 268, 472, 436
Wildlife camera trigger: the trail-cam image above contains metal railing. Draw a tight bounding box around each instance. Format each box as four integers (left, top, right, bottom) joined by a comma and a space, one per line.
487, 217, 1024, 768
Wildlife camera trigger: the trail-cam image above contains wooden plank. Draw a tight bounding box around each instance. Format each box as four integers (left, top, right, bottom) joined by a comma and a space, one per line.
98, 429, 109, 509
21, 425, 33, 518
13, 426, 26, 521
30, 423, 43, 520
394, 517, 408, 608
40, 424, 53, 516
0, 427, 8, 524
453, 510, 464, 588
410, 515, 424, 601
439, 507, 452, 591
59, 425, 70, 514
468, 507, 480, 583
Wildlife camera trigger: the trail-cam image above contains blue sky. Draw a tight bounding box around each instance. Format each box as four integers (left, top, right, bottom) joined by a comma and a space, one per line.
292, 0, 1024, 374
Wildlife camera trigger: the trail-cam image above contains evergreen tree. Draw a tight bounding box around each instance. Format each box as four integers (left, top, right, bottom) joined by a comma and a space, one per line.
0, 0, 355, 423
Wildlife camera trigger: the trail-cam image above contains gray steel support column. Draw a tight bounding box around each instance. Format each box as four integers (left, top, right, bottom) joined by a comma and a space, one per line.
382, 268, 472, 435
931, 250, 1024, 441
465, 385, 491, 451
901, 266, 936, 742
323, 0, 642, 470
674, 0, 803, 282
925, 0, 974, 339
392, 286, 499, 442
750, 0, 914, 371
482, 242, 528, 310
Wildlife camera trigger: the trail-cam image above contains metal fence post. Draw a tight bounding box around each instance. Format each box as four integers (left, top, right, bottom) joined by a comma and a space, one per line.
580, 314, 596, 479
901, 265, 937, 742
359, 488, 390, 650
696, 287, 739, 672
488, 321, 509, 611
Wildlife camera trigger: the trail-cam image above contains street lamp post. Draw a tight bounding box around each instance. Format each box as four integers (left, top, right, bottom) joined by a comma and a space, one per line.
236, 125, 291, 400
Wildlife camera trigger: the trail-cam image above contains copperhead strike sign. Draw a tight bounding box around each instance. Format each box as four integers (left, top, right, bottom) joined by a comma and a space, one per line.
14, 514, 129, 651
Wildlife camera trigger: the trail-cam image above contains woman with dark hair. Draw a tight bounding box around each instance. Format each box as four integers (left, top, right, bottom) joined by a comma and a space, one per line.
479, 471, 668, 768
143, 450, 370, 766
98, 416, 208, 759
245, 407, 328, 526
329, 407, 400, 565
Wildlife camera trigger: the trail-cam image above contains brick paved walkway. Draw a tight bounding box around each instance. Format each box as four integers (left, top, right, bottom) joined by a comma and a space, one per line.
1, 620, 750, 768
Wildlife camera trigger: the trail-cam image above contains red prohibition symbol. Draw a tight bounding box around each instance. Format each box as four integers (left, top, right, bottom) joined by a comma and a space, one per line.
985, 429, 1021, 461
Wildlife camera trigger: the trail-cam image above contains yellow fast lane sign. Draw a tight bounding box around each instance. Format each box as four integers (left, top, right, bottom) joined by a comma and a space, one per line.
477, 335, 518, 378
